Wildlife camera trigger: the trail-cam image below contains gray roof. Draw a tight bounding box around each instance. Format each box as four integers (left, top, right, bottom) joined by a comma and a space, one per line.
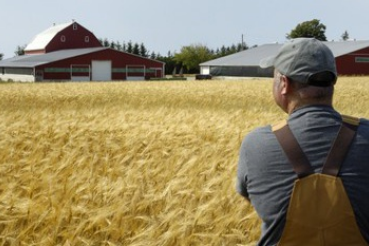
325, 40, 369, 56
200, 40, 369, 67
0, 47, 108, 68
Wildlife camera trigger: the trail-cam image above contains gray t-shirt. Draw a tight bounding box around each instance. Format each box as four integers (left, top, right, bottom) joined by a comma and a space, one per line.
236, 105, 369, 246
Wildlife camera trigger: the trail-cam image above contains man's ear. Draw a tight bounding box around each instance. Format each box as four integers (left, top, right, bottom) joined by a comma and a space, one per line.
280, 75, 292, 95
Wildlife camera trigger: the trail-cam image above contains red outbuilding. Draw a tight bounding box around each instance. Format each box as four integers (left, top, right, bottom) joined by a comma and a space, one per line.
0, 21, 165, 82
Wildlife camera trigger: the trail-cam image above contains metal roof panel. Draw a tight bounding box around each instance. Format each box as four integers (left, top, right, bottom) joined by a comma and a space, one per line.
200, 40, 369, 67
0, 47, 108, 68
25, 22, 73, 51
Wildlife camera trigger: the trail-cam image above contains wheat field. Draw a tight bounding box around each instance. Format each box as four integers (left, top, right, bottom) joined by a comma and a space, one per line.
0, 77, 368, 246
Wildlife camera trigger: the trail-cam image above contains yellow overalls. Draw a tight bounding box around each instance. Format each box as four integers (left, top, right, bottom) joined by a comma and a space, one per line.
272, 115, 368, 246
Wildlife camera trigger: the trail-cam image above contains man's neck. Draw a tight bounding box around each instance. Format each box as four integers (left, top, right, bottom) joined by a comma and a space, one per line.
287, 101, 333, 115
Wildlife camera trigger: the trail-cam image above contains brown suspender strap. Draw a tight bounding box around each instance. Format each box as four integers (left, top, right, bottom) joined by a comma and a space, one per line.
273, 115, 360, 179
274, 124, 314, 179
322, 122, 358, 176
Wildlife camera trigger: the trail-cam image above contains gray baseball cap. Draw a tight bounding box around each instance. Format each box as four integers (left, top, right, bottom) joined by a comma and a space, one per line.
260, 38, 337, 85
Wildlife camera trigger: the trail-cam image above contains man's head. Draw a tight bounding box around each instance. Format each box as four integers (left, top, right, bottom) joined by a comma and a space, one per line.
260, 38, 337, 113
260, 38, 337, 86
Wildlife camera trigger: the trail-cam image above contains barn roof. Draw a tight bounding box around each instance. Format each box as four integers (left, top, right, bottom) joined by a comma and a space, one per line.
200, 40, 369, 67
0, 47, 107, 68
325, 40, 369, 56
25, 22, 74, 52
0, 47, 165, 68
201, 44, 278, 67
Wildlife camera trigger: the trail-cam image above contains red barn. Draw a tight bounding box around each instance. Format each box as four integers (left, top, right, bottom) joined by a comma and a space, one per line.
0, 21, 165, 82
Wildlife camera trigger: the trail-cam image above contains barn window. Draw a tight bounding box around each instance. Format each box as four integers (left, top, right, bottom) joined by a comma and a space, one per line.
356, 57, 369, 63
73, 23, 78, 30
85, 36, 90, 43
61, 35, 66, 42
4, 67, 33, 75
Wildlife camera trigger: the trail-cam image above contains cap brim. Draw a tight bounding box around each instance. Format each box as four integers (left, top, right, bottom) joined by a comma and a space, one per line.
259, 56, 275, 68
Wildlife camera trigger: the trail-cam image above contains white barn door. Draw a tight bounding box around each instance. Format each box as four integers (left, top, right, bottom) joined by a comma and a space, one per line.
92, 60, 112, 81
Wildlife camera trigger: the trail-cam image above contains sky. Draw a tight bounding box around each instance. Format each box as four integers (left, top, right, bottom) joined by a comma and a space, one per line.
2, 0, 369, 59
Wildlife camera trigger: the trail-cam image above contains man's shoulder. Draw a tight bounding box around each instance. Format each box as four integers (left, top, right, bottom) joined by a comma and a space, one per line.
246, 125, 272, 137
358, 117, 369, 136
245, 120, 289, 137
271, 119, 288, 132
242, 122, 283, 147
342, 114, 360, 126
339, 115, 369, 142
343, 114, 369, 131
359, 117, 369, 126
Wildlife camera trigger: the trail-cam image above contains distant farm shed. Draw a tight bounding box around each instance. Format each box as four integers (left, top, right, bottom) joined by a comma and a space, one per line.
200, 40, 369, 77
0, 21, 165, 82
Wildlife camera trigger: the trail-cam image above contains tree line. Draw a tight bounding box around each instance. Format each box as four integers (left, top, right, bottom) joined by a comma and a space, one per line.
0, 19, 353, 74
98, 38, 248, 74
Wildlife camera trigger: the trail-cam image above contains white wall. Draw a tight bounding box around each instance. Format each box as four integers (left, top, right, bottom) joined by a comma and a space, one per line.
200, 66, 210, 75
0, 74, 35, 82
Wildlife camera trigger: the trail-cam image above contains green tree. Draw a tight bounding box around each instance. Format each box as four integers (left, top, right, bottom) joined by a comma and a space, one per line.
150, 51, 157, 59
0, 53, 3, 60
132, 43, 140, 55
156, 52, 176, 75
286, 19, 327, 41
139, 43, 148, 57
15, 45, 26, 56
220, 45, 227, 56
122, 42, 127, 52
174, 44, 213, 73
126, 41, 133, 53
102, 38, 110, 47
110, 41, 116, 49
341, 30, 350, 41
116, 41, 122, 51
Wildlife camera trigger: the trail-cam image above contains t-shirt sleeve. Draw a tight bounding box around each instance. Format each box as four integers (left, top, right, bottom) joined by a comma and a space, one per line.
236, 138, 250, 200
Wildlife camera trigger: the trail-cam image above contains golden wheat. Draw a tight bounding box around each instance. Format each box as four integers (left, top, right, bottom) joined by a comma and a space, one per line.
0, 77, 368, 246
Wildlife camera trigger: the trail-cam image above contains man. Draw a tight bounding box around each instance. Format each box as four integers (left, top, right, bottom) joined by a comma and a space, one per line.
236, 38, 369, 245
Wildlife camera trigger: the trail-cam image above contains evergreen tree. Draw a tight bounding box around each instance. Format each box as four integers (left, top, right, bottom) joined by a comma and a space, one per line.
341, 30, 350, 41
156, 53, 176, 75
132, 43, 140, 55
15, 45, 26, 56
139, 43, 148, 57
229, 44, 237, 54
150, 51, 157, 59
116, 41, 122, 51
220, 46, 227, 56
122, 42, 127, 52
103, 38, 110, 47
237, 42, 248, 51
126, 41, 133, 53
